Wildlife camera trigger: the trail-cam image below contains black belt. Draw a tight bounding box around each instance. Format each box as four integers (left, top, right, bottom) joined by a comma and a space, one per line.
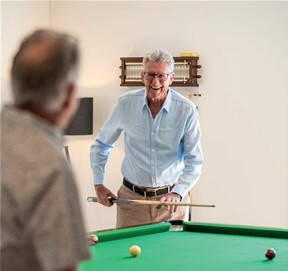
123, 177, 174, 197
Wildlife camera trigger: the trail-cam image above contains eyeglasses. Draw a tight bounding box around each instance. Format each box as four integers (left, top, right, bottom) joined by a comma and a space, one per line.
143, 72, 172, 82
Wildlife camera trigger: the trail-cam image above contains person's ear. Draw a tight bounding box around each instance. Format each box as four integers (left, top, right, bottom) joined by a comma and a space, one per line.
63, 83, 77, 109
169, 72, 174, 86
54, 83, 79, 131
141, 72, 145, 84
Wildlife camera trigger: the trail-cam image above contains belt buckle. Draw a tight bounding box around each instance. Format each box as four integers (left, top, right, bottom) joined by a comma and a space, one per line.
144, 190, 157, 197
144, 187, 167, 197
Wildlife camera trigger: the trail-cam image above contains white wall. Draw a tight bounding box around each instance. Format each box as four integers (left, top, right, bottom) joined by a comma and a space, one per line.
1, 1, 50, 108
2, 1, 288, 231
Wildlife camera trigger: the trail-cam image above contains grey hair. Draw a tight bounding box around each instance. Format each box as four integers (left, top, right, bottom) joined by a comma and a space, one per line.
142, 49, 174, 73
11, 29, 79, 113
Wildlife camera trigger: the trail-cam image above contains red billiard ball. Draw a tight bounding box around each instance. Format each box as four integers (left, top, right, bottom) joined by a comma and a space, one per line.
265, 248, 276, 260
89, 234, 99, 245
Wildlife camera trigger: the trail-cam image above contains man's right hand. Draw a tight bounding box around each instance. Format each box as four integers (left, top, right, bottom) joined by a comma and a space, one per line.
94, 184, 117, 207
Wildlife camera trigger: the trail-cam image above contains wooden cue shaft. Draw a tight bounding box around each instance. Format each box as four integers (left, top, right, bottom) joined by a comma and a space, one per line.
121, 199, 215, 207
87, 197, 215, 208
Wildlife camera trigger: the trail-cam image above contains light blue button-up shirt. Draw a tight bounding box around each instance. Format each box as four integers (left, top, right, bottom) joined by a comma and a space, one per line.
90, 88, 203, 198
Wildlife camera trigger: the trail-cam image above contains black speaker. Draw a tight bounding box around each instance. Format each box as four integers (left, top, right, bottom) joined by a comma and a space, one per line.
65, 97, 93, 135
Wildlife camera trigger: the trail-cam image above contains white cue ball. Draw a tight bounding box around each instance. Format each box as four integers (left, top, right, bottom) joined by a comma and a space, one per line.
129, 245, 141, 257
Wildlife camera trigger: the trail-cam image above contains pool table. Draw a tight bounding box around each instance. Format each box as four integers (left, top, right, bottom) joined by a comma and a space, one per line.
80, 221, 288, 271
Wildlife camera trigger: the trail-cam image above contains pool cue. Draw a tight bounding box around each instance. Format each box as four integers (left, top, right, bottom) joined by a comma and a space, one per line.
87, 197, 215, 208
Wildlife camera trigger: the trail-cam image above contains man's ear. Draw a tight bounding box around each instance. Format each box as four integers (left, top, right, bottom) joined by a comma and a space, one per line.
61, 83, 79, 128
63, 83, 77, 110
141, 72, 145, 84
169, 72, 175, 86
54, 83, 79, 131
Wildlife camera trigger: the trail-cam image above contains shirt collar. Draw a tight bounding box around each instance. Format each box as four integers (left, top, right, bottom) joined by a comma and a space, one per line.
162, 89, 172, 112
142, 88, 172, 112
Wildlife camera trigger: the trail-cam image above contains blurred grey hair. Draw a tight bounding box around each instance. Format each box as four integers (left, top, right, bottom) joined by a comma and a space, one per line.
142, 49, 174, 73
11, 29, 79, 113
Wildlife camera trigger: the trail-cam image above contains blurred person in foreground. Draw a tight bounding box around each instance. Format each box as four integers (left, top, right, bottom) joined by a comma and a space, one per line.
1, 29, 90, 271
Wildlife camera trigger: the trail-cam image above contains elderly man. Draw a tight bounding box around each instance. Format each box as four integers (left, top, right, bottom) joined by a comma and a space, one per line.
90, 49, 203, 228
1, 29, 90, 271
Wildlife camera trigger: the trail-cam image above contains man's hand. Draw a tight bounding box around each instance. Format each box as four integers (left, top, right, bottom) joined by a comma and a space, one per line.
94, 184, 117, 207
159, 192, 181, 213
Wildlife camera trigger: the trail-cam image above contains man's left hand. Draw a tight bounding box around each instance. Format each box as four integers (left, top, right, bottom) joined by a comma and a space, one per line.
159, 192, 181, 213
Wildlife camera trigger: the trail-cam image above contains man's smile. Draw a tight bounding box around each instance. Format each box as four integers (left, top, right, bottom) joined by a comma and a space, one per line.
150, 85, 163, 91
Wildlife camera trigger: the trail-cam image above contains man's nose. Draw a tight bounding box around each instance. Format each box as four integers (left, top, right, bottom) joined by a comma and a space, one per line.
152, 75, 161, 82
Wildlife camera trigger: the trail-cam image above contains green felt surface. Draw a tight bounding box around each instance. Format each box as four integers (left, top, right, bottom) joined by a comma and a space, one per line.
80, 222, 288, 271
